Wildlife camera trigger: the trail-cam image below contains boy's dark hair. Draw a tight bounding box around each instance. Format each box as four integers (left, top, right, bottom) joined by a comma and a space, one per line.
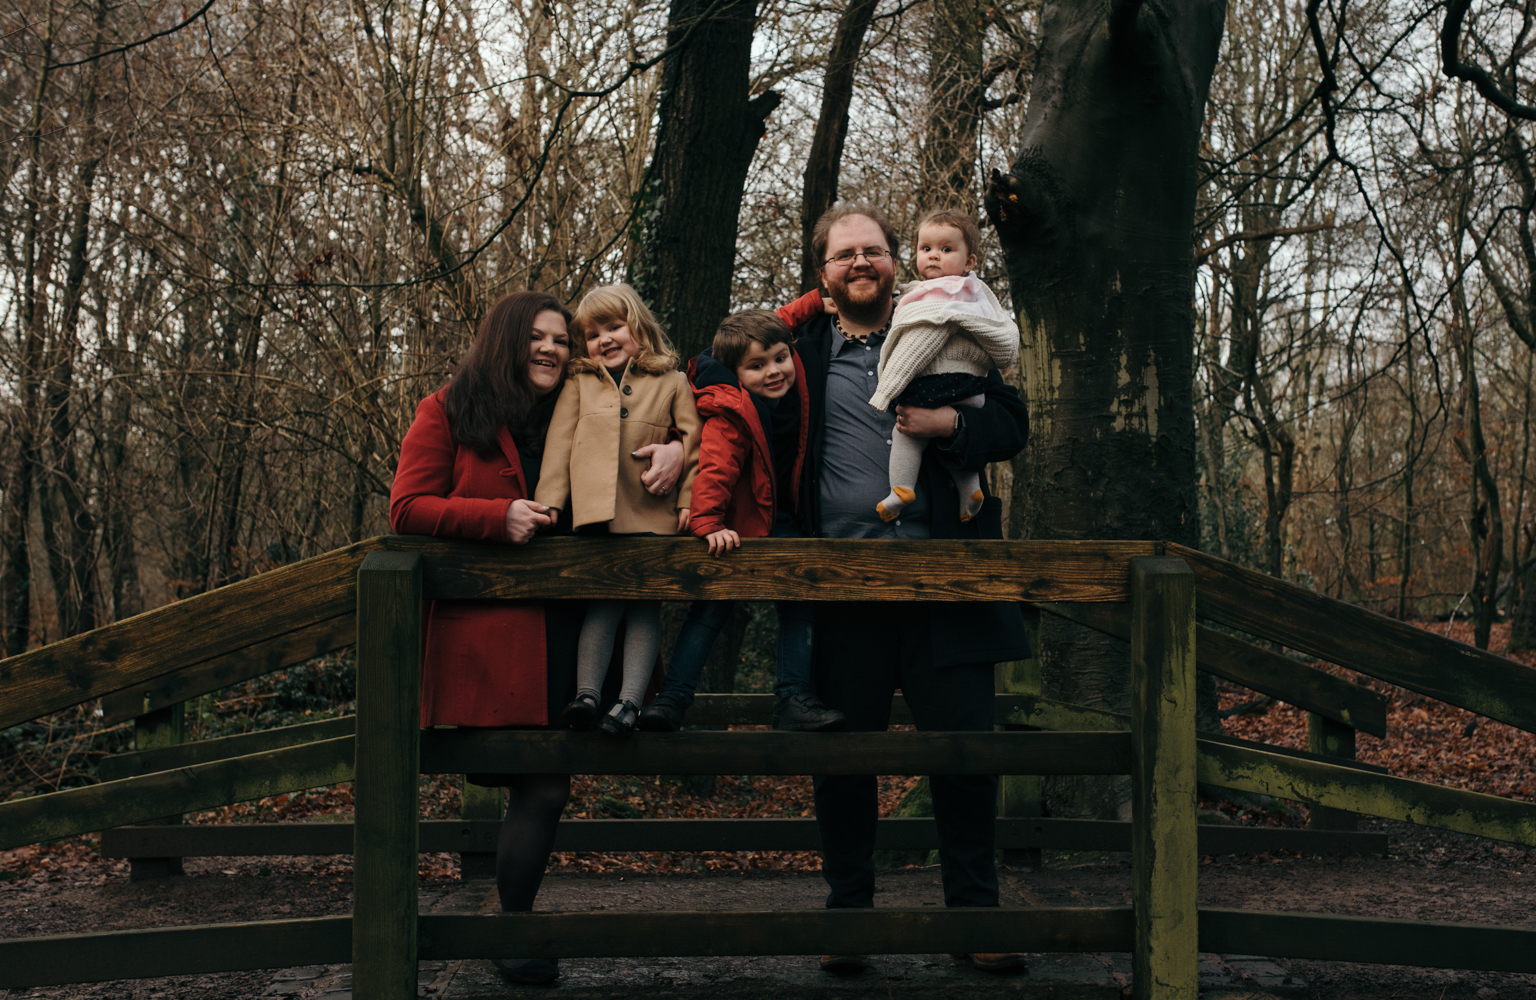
917, 208, 982, 260
713, 310, 794, 372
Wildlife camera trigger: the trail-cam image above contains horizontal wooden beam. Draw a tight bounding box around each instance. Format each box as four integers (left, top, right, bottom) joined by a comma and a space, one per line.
385, 535, 1157, 603
98, 716, 356, 782
0, 737, 356, 851
415, 907, 1134, 960
0, 916, 352, 989
98, 816, 1386, 858
1199, 741, 1536, 846
1037, 601, 1388, 736
1004, 695, 1390, 775
11, 904, 1533, 990
0, 539, 381, 730
419, 729, 1133, 776
1168, 542, 1536, 735
1199, 908, 1536, 973
98, 616, 357, 726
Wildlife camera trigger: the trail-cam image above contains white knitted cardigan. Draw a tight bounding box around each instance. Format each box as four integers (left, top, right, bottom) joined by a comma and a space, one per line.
868, 273, 1020, 412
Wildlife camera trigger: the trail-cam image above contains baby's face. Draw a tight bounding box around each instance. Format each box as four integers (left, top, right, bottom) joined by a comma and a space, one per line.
915, 224, 976, 280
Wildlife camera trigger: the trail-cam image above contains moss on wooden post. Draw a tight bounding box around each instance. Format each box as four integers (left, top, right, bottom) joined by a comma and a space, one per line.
1307, 713, 1358, 831
460, 778, 503, 878
352, 551, 423, 999
1130, 557, 1198, 999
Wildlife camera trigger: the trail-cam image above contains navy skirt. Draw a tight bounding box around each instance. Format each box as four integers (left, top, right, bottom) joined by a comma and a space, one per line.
891, 372, 990, 410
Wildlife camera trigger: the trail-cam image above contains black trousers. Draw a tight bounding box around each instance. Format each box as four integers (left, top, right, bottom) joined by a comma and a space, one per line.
811, 602, 999, 909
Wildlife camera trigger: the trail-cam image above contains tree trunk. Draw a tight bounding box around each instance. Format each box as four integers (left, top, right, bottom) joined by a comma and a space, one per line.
799, 0, 879, 290
1512, 558, 1536, 652
631, 0, 781, 358
921, 0, 987, 210
985, 0, 1222, 818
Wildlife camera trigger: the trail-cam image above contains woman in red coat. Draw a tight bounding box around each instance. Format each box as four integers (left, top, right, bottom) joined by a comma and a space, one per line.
389, 290, 683, 986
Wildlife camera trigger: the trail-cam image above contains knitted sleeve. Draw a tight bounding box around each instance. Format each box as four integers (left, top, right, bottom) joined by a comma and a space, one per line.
869, 319, 951, 412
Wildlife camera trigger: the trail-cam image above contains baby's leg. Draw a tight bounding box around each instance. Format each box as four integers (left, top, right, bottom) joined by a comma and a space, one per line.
575, 599, 625, 700
617, 600, 663, 707
953, 395, 987, 521
877, 428, 927, 522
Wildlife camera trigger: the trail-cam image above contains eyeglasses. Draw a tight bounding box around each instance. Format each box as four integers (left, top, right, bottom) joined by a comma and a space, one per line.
823, 248, 892, 267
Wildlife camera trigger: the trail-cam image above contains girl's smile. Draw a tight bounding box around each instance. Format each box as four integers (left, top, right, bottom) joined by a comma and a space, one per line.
589, 319, 640, 372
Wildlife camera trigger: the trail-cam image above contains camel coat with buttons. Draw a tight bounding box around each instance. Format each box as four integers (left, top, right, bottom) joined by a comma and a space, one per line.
535, 351, 702, 534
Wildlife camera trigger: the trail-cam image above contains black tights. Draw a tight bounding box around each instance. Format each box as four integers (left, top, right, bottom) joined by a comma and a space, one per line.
493, 773, 571, 912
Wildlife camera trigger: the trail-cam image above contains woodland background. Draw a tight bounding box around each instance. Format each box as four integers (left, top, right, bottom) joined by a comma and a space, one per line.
3, 0, 1536, 736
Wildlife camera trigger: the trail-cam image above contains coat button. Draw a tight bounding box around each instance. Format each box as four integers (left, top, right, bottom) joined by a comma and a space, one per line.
620, 407, 629, 418
622, 384, 632, 395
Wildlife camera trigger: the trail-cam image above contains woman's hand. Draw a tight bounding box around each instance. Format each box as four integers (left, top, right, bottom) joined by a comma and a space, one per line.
635, 439, 685, 496
677, 508, 691, 533
505, 499, 553, 544
704, 528, 740, 557
895, 404, 959, 440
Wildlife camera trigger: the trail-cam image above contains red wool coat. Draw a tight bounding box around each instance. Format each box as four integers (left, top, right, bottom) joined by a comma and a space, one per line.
686, 351, 809, 538
389, 390, 549, 728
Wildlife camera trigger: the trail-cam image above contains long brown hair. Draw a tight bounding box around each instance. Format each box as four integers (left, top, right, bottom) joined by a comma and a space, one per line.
441, 291, 572, 453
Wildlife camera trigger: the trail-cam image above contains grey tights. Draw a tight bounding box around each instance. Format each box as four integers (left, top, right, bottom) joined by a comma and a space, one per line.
878, 394, 987, 522
576, 599, 661, 707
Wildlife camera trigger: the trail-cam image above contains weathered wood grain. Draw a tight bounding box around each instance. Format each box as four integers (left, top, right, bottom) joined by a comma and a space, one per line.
0, 917, 352, 989
419, 729, 1133, 776
97, 716, 356, 782
384, 535, 1157, 602
98, 615, 357, 726
0, 539, 381, 730
1199, 908, 1536, 973
351, 551, 423, 1000
1199, 741, 1536, 846
1037, 601, 1388, 737
97, 816, 1386, 858
415, 907, 1135, 960
0, 736, 356, 851
1130, 558, 1199, 1000
1168, 542, 1536, 734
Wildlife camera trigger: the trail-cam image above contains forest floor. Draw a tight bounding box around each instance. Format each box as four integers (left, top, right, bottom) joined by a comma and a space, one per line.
3, 618, 1536, 997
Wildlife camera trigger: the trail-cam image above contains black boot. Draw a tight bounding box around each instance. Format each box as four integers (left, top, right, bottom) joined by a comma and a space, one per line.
562, 692, 599, 731
637, 691, 690, 732
772, 693, 847, 732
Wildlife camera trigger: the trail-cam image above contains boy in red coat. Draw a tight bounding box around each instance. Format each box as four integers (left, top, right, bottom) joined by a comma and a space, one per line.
638, 311, 846, 733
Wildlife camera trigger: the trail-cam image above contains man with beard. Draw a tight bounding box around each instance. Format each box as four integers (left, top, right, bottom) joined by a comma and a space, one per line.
782, 204, 1032, 974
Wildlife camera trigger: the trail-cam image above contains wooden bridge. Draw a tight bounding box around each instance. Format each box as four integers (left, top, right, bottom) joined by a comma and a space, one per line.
4, 537, 1536, 998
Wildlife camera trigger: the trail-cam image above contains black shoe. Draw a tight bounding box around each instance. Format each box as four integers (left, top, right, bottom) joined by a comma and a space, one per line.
772, 693, 847, 732
493, 957, 559, 985
563, 692, 599, 731
598, 699, 640, 738
637, 691, 690, 732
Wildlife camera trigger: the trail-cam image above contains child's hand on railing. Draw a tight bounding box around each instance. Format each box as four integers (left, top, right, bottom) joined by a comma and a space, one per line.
505, 499, 553, 544
704, 528, 739, 557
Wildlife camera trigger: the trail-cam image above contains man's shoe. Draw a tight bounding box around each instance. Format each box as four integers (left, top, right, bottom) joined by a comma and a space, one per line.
819, 954, 868, 975
493, 957, 559, 985
772, 693, 848, 732
961, 952, 1028, 974
637, 691, 689, 732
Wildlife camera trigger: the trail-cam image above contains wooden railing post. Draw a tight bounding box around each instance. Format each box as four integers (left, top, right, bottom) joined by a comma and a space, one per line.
127, 702, 185, 880
997, 605, 1043, 866
459, 778, 503, 878
1130, 557, 1198, 1000
353, 551, 423, 1000
1307, 713, 1359, 830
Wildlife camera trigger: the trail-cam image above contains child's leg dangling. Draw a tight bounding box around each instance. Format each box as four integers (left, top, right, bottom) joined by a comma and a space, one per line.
878, 429, 926, 522
598, 600, 661, 737
953, 395, 987, 522
569, 600, 625, 728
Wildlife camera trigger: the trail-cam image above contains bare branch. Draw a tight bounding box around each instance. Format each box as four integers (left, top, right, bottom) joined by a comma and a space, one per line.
1441, 0, 1536, 121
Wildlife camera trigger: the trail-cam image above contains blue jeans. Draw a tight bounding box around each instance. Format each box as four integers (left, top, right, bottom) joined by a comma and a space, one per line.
662, 517, 813, 703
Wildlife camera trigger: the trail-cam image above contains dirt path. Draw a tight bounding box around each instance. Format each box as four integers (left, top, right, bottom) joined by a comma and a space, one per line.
3, 820, 1534, 999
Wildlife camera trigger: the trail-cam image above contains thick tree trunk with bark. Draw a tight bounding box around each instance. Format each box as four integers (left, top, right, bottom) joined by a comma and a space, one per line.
799, 0, 879, 290
921, 0, 987, 211
985, 0, 1223, 817
632, 0, 780, 358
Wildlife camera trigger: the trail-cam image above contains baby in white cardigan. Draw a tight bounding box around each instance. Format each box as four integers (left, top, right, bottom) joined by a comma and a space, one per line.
870, 210, 1020, 522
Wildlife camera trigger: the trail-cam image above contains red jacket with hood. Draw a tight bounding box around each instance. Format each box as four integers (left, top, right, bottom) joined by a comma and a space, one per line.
686, 347, 810, 538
